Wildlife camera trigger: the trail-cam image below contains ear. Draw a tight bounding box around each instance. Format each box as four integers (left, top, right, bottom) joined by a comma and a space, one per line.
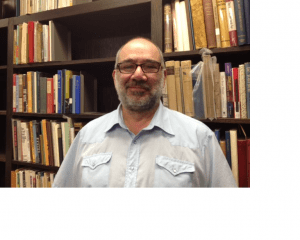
112, 69, 117, 86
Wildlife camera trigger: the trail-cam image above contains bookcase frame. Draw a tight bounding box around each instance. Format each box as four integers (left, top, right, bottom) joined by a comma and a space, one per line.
0, 0, 250, 187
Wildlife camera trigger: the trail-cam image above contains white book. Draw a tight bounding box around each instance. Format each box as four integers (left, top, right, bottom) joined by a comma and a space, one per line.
19, 170, 24, 188
230, 129, 239, 187
21, 22, 28, 64
239, 64, 247, 119
70, 127, 75, 145
220, 72, 227, 118
17, 120, 22, 161
174, 0, 183, 51
179, 1, 190, 51
21, 122, 30, 162
42, 24, 49, 62
13, 75, 16, 112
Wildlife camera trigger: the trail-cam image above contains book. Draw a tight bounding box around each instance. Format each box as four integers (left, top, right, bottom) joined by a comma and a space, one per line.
238, 64, 247, 119
41, 119, 50, 166
174, 0, 184, 51
202, 0, 217, 48
216, 0, 231, 48
164, 3, 173, 53
181, 60, 194, 117
36, 22, 43, 63
22, 74, 27, 112
21, 22, 28, 64
189, 0, 207, 49
49, 20, 71, 62
57, 123, 63, 165
185, 0, 196, 50
171, 0, 178, 52
61, 122, 70, 158
230, 129, 239, 186
47, 78, 54, 113
245, 62, 250, 118
213, 63, 221, 118
220, 140, 226, 158
27, 71, 33, 113
13, 29, 17, 64
220, 72, 227, 118
247, 138, 250, 187
42, 24, 49, 62
28, 21, 35, 63
232, 67, 240, 118
180, 0, 191, 51
174, 61, 183, 113
214, 129, 220, 143
243, 0, 250, 44
225, 0, 238, 46
211, 0, 222, 48
165, 61, 177, 111
29, 121, 35, 163
75, 75, 81, 114
11, 171, 17, 188
233, 0, 247, 46
225, 130, 231, 168
225, 62, 234, 118
13, 74, 17, 112
237, 138, 248, 187
46, 120, 54, 166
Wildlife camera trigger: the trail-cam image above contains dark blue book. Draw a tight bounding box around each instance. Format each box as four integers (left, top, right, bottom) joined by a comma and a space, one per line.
16, 0, 20, 17
214, 129, 220, 144
57, 70, 62, 114
234, 0, 247, 46
243, 0, 250, 44
225, 131, 232, 168
245, 62, 250, 118
225, 63, 234, 118
72, 75, 76, 114
75, 75, 81, 114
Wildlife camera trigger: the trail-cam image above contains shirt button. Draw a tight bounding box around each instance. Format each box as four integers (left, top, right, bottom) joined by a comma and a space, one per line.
173, 169, 177, 173
130, 167, 134, 171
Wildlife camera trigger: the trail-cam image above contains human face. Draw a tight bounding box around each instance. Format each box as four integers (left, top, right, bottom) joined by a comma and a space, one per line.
113, 40, 166, 113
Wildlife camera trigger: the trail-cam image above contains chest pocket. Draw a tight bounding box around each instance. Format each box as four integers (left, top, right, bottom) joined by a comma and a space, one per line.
154, 156, 195, 187
81, 153, 112, 187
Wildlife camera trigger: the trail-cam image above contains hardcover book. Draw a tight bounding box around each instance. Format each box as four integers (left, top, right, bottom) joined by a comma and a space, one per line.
225, 0, 238, 46
234, 0, 247, 45
230, 129, 239, 186
166, 61, 178, 111
164, 3, 173, 53
216, 0, 231, 48
202, 0, 217, 48
181, 60, 195, 117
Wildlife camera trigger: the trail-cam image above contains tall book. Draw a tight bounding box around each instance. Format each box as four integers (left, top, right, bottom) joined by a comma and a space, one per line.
185, 0, 196, 50
13, 74, 17, 112
42, 24, 49, 62
225, 62, 234, 118
49, 20, 72, 62
202, 0, 217, 48
225, 130, 231, 168
213, 63, 221, 118
247, 138, 250, 187
180, 0, 191, 51
233, 0, 247, 46
75, 75, 81, 114
237, 139, 248, 187
165, 61, 177, 111
47, 77, 54, 113
13, 29, 17, 64
21, 22, 28, 64
230, 129, 239, 186
39, 76, 47, 114
216, 0, 231, 48
189, 0, 207, 49
220, 72, 227, 118
243, 0, 250, 44
171, 0, 178, 52
27, 71, 33, 113
36, 22, 43, 62
41, 119, 50, 166
225, 0, 238, 46
164, 3, 173, 53
28, 21, 35, 63
211, 0, 222, 48
174, 61, 183, 113
232, 67, 240, 118
181, 60, 194, 117
238, 64, 247, 119
22, 74, 27, 112
174, 0, 184, 51
245, 62, 250, 118
220, 140, 226, 158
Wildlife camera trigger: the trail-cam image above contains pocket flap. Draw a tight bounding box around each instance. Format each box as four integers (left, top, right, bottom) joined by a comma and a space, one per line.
82, 153, 112, 170
155, 156, 195, 176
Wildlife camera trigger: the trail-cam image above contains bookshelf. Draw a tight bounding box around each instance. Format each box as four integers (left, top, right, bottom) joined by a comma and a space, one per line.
1, 0, 249, 187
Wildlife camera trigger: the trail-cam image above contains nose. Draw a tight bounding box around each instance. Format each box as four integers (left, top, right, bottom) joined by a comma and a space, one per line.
131, 65, 147, 81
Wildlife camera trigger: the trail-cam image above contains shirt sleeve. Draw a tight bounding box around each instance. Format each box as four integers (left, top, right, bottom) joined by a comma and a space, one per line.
204, 132, 237, 187
52, 131, 83, 187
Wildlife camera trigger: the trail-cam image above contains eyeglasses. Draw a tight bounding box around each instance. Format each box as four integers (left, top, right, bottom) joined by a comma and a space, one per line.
117, 61, 162, 74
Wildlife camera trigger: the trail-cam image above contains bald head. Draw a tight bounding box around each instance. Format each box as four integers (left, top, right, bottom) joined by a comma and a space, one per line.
114, 37, 165, 69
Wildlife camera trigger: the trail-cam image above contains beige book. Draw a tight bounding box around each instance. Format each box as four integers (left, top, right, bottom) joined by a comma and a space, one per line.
213, 63, 222, 118
220, 72, 227, 118
179, 0, 191, 51
162, 77, 169, 107
230, 129, 239, 187
189, 0, 207, 49
239, 64, 247, 119
164, 3, 173, 53
181, 60, 194, 117
212, 0, 222, 48
165, 61, 177, 111
21, 22, 28, 64
202, 55, 216, 119
175, 0, 184, 51
220, 140, 226, 157
13, 30, 17, 64
174, 61, 183, 113
36, 22, 43, 62
216, 0, 231, 48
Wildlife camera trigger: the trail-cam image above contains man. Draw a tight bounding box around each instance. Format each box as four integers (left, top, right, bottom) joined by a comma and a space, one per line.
52, 37, 236, 187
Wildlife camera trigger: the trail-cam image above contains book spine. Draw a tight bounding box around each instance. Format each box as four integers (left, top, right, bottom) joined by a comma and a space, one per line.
23, 74, 27, 113
237, 139, 248, 187
19, 75, 23, 112
57, 70, 62, 113
16, 25, 20, 65
225, 62, 233, 118
40, 77, 47, 113
27, 72, 33, 113
171, 0, 178, 51
220, 72, 227, 118
243, 0, 250, 44
164, 3, 173, 53
47, 78, 54, 113
13, 74, 17, 112
202, 0, 217, 48
75, 75, 81, 114
238, 64, 247, 119
174, 61, 183, 113
13, 29, 17, 64
232, 67, 240, 119
245, 62, 250, 118
225, 130, 231, 168
216, 0, 231, 48
189, 0, 207, 49
214, 129, 220, 143
35, 121, 41, 164
234, 0, 247, 46
28, 21, 35, 63
41, 120, 49, 166
181, 60, 194, 117
166, 61, 177, 111
211, 0, 222, 48
213, 63, 221, 118
230, 129, 239, 186
29, 121, 35, 163
225, 0, 238, 46
180, 0, 191, 51
186, 0, 196, 50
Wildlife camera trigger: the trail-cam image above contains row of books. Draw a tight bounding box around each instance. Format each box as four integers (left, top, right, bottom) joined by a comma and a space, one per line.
12, 70, 95, 114
215, 128, 250, 187
11, 118, 84, 167
163, 58, 250, 119
16, 0, 92, 16
11, 168, 55, 187
163, 0, 250, 52
13, 20, 71, 65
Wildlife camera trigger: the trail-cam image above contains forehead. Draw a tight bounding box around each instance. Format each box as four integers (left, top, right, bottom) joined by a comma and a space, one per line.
119, 40, 160, 63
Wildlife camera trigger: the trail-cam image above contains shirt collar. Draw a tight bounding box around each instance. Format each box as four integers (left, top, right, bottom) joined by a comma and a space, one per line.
103, 101, 175, 136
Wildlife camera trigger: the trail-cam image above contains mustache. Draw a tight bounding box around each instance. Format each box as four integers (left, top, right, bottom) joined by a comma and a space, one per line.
125, 81, 151, 91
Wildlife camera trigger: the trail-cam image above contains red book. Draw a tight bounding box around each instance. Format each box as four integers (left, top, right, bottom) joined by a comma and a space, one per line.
28, 21, 35, 63
232, 67, 240, 119
225, 0, 238, 47
237, 139, 248, 187
47, 78, 54, 113
247, 139, 250, 187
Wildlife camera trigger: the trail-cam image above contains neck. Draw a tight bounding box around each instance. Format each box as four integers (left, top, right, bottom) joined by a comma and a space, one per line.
122, 102, 159, 135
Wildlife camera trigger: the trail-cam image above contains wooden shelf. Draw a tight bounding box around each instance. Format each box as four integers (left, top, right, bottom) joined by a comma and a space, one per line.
0, 153, 5, 162
0, 111, 6, 116
12, 160, 59, 171
198, 118, 250, 124
12, 112, 107, 119
0, 65, 7, 70
0, 19, 8, 28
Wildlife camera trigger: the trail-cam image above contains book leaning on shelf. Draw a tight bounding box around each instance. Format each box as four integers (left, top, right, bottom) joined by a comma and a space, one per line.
11, 118, 87, 167
163, 0, 250, 52
12, 70, 97, 114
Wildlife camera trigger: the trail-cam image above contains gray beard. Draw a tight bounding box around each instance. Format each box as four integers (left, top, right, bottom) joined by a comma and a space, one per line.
115, 76, 164, 113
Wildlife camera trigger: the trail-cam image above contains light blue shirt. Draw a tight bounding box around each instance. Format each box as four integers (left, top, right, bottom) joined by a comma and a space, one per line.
52, 102, 237, 187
